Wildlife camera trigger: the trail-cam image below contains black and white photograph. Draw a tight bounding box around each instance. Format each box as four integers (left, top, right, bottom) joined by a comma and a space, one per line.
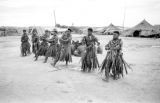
0, 0, 160, 103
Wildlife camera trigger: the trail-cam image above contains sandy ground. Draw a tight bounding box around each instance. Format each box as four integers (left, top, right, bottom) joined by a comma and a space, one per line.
0, 35, 160, 103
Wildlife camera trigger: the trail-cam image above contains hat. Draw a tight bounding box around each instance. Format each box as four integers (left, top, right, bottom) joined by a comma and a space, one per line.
52, 28, 58, 33
45, 30, 49, 32
113, 31, 120, 35
67, 28, 72, 32
23, 29, 26, 32
88, 27, 93, 32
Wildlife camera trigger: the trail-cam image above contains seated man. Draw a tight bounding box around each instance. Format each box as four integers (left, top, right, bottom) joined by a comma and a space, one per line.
97, 42, 103, 54
73, 44, 86, 57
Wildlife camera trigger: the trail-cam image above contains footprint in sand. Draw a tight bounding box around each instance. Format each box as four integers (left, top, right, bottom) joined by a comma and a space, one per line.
56, 80, 64, 84
87, 99, 93, 103
79, 96, 93, 103
130, 63, 136, 66
61, 90, 69, 93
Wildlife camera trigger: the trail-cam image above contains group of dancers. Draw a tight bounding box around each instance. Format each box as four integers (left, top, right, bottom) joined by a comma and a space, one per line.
21, 27, 130, 81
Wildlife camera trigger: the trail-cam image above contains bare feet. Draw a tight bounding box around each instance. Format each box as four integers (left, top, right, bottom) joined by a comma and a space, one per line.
51, 63, 55, 67
102, 77, 109, 82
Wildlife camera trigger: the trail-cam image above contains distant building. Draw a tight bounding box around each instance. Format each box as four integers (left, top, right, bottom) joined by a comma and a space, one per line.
122, 19, 160, 37
0, 27, 19, 36
29, 26, 45, 36
101, 23, 121, 35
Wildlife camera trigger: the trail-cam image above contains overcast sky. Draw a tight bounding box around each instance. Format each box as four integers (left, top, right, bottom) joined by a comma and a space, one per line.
0, 0, 160, 27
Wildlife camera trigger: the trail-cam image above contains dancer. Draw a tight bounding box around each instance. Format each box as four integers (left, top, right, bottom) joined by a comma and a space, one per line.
31, 29, 40, 56
97, 42, 103, 54
81, 28, 99, 72
35, 30, 50, 61
21, 29, 31, 56
100, 31, 130, 81
44, 29, 58, 63
52, 28, 72, 66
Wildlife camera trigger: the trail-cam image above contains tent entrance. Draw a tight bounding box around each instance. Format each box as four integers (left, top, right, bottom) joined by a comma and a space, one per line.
133, 30, 141, 37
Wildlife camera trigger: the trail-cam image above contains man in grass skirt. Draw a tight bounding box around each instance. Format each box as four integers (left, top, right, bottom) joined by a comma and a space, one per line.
44, 29, 58, 63
21, 29, 31, 56
35, 30, 50, 61
31, 29, 40, 56
81, 28, 99, 72
52, 28, 72, 66
100, 31, 130, 81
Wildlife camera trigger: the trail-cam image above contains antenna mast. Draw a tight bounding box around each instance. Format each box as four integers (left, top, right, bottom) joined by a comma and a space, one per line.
122, 0, 126, 31
54, 10, 57, 27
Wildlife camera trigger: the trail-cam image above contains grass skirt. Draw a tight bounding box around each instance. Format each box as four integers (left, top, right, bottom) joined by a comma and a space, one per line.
45, 44, 58, 58
37, 42, 48, 56
59, 45, 72, 62
101, 51, 130, 79
52, 44, 62, 65
21, 42, 31, 56
81, 46, 99, 72
32, 43, 40, 54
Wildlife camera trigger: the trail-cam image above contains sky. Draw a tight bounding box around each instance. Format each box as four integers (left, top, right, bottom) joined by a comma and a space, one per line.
0, 0, 160, 27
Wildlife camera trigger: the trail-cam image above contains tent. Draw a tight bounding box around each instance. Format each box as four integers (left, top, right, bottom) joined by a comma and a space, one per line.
93, 27, 104, 32
153, 25, 160, 38
29, 26, 45, 36
69, 26, 83, 34
154, 25, 160, 32
101, 23, 120, 35
122, 19, 159, 37
56, 27, 67, 34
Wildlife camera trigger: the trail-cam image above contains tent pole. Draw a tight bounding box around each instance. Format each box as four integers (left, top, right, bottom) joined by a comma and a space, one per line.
54, 10, 57, 27
122, 0, 126, 31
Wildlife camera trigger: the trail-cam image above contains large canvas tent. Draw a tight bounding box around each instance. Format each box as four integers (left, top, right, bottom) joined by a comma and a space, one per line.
29, 26, 45, 36
122, 19, 159, 37
154, 25, 160, 32
68, 26, 83, 34
101, 23, 120, 35
56, 27, 67, 34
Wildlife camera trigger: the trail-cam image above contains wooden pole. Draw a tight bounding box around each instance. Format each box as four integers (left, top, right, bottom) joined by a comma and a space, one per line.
54, 10, 57, 27
122, 0, 126, 31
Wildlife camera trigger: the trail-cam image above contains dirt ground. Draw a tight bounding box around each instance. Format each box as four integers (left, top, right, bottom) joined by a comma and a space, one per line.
0, 35, 160, 103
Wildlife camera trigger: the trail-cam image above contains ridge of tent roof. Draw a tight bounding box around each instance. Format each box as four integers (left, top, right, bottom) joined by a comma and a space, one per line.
133, 19, 155, 30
